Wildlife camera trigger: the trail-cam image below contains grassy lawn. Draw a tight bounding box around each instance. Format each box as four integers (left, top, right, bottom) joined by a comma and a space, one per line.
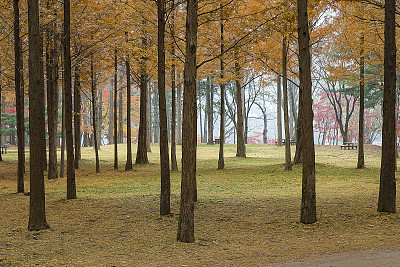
1, 143, 399, 266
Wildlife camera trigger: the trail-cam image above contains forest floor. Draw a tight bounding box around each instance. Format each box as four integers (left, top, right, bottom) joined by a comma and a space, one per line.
1, 143, 400, 266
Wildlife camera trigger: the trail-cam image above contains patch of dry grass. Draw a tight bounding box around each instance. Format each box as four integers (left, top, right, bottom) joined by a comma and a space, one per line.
1, 143, 398, 266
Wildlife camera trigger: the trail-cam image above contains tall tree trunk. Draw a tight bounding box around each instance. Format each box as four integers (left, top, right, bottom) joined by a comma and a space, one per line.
235, 47, 246, 157
298, 0, 316, 224
276, 76, 283, 146
218, 5, 225, 170
282, 36, 292, 171
158, 0, 171, 215
47, 29, 59, 179
135, 40, 149, 164
14, 0, 25, 193
60, 49, 65, 177
207, 78, 214, 144
177, 0, 197, 243
28, 0, 49, 230
0, 66, 2, 161
125, 57, 133, 171
378, 0, 396, 213
146, 86, 152, 152
109, 78, 113, 145
118, 83, 123, 144
154, 89, 159, 143
177, 80, 182, 145
91, 55, 100, 173
64, 0, 76, 199
293, 86, 303, 164
114, 49, 118, 169
357, 35, 365, 169
73, 66, 81, 169
170, 8, 178, 171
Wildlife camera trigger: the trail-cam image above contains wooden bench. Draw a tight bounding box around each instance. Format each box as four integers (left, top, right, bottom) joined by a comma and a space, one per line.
214, 138, 220, 144
1, 143, 9, 154
275, 139, 296, 145
341, 142, 357, 150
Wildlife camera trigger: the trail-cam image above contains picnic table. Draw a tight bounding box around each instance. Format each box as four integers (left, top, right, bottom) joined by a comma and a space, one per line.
214, 138, 220, 144
341, 142, 357, 150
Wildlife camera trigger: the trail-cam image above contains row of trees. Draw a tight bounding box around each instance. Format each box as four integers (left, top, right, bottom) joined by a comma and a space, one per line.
0, 0, 397, 242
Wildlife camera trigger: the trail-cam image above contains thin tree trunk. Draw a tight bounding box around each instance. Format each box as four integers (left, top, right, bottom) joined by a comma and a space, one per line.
357, 34, 365, 169
60, 49, 65, 177
125, 57, 133, 170
277, 75, 283, 146
298, 0, 316, 224
282, 36, 292, 171
47, 29, 59, 179
28, 0, 49, 230
378, 0, 396, 213
293, 86, 303, 164
109, 78, 113, 145
158, 0, 171, 215
14, 0, 25, 193
74, 66, 81, 169
177, 79, 182, 145
114, 49, 118, 169
235, 47, 246, 157
171, 7, 178, 171
91, 55, 100, 173
64, 0, 76, 199
177, 0, 197, 243
118, 83, 123, 144
218, 5, 225, 170
135, 39, 149, 164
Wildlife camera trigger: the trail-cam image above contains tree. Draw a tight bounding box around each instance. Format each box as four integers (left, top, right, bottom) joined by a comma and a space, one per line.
170, 3, 179, 172
158, 0, 171, 215
298, 0, 316, 224
276, 76, 282, 146
14, 0, 25, 193
378, 0, 396, 213
217, 4, 225, 170
357, 34, 365, 169
234, 46, 246, 157
114, 49, 118, 170
125, 56, 133, 171
177, 0, 197, 243
282, 36, 292, 171
28, 0, 49, 231
64, 0, 76, 200
74, 66, 81, 169
91, 55, 100, 173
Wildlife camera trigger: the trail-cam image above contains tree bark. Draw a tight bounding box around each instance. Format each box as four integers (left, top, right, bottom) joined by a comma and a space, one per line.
235, 47, 246, 157
64, 0, 76, 199
125, 57, 133, 171
158, 0, 171, 215
14, 0, 25, 192
91, 55, 100, 173
135, 38, 149, 164
378, 0, 396, 213
218, 5, 225, 170
114, 49, 118, 169
170, 7, 178, 171
46, 28, 59, 179
298, 0, 316, 224
357, 35, 365, 169
28, 0, 49, 230
73, 66, 81, 169
177, 80, 182, 145
177, 0, 197, 243
277, 75, 283, 146
282, 36, 292, 171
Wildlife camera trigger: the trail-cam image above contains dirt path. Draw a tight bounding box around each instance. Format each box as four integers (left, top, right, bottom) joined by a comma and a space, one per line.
276, 249, 400, 267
